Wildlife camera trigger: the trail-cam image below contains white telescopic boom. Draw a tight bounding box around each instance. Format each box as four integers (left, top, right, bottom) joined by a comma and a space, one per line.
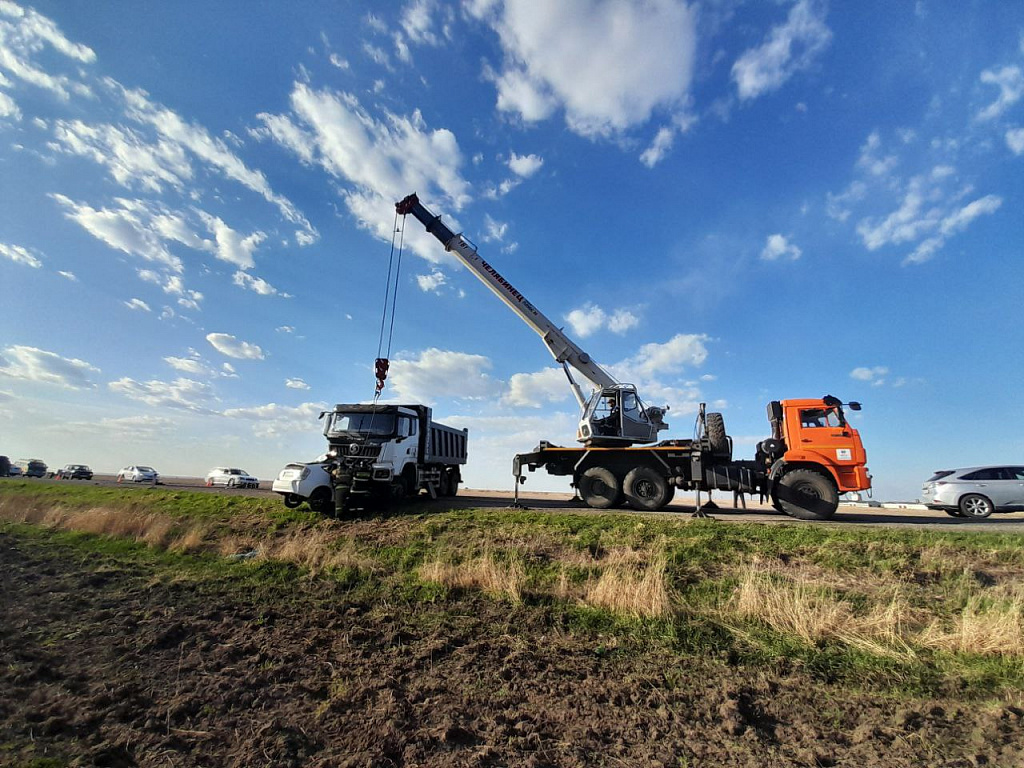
396, 194, 617, 406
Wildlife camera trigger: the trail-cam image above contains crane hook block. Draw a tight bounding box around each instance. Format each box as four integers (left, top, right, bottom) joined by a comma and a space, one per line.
374, 357, 390, 394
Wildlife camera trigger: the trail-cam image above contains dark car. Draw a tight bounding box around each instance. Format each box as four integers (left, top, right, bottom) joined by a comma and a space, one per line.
56, 464, 94, 480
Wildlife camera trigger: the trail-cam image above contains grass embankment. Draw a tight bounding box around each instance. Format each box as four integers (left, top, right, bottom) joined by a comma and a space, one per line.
2, 480, 1023, 697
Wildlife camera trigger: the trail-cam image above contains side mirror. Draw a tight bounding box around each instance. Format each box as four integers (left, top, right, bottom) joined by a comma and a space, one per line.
848, 402, 861, 411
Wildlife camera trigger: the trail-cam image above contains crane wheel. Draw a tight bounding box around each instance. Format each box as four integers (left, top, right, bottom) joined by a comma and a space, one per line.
579, 466, 622, 509
623, 466, 671, 511
776, 469, 838, 520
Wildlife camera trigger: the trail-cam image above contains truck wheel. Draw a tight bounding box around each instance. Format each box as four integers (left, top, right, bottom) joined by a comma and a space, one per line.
307, 487, 335, 515
705, 413, 729, 458
776, 469, 838, 520
401, 466, 419, 498
623, 466, 671, 511
444, 468, 459, 497
959, 494, 993, 519
437, 469, 451, 496
579, 467, 621, 509
283, 494, 302, 508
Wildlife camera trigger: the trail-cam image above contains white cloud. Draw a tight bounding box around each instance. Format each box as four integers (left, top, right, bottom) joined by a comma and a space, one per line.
478, 0, 697, 138
254, 83, 470, 261
222, 401, 327, 439
0, 90, 20, 120
198, 212, 265, 269
903, 194, 1002, 265
108, 376, 217, 412
285, 377, 311, 390
565, 303, 607, 338
760, 233, 802, 261
205, 332, 265, 360
387, 348, 502, 403
50, 119, 192, 193
731, 0, 832, 101
163, 349, 236, 378
856, 131, 898, 178
976, 65, 1024, 122
57, 270, 77, 281
502, 367, 571, 408
401, 0, 441, 45
114, 83, 317, 244
50, 194, 183, 272
617, 333, 709, 379
850, 366, 888, 386
0, 2, 95, 101
416, 268, 447, 293
123, 298, 151, 312
0, 345, 100, 389
607, 309, 640, 335
826, 180, 867, 222
482, 214, 508, 242
276, 325, 295, 333
566, 303, 641, 337
640, 126, 676, 168
0, 242, 42, 268
507, 151, 543, 177
1007, 127, 1024, 155
233, 270, 285, 297
60, 414, 177, 441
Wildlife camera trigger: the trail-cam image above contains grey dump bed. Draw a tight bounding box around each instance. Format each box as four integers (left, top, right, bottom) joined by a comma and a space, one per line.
426, 421, 468, 465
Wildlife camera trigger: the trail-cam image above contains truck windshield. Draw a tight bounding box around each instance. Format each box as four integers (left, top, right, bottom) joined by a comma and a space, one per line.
326, 412, 396, 437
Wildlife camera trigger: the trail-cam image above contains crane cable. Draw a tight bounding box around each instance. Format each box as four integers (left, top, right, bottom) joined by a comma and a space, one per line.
373, 211, 407, 399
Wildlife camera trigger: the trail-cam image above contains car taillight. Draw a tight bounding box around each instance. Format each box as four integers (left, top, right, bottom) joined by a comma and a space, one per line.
300, 467, 310, 480
936, 481, 948, 485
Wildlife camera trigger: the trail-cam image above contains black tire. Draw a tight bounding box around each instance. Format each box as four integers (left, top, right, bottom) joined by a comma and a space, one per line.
579, 466, 621, 509
623, 466, 671, 511
307, 487, 335, 515
401, 466, 419, 498
944, 509, 963, 518
705, 412, 729, 458
437, 469, 451, 497
958, 494, 993, 519
776, 469, 838, 520
445, 468, 459, 497
227, 479, 236, 488
283, 494, 302, 509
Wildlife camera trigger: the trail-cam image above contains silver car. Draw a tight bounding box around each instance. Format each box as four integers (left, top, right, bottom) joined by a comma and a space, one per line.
921, 465, 1024, 519
205, 467, 259, 488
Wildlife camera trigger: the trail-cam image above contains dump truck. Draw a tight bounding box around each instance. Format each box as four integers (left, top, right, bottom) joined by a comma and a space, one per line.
273, 403, 468, 514
396, 194, 871, 520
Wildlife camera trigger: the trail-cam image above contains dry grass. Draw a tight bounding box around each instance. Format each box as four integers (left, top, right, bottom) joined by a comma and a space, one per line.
729, 566, 915, 658
918, 596, 1024, 656
419, 552, 525, 603
582, 555, 673, 618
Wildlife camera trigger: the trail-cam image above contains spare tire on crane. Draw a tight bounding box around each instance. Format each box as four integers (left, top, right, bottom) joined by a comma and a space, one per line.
705, 412, 730, 459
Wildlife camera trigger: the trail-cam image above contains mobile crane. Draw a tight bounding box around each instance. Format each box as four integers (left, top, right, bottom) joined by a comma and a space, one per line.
396, 194, 871, 520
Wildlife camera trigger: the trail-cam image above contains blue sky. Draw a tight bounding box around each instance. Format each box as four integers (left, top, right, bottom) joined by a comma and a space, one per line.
1, 0, 1022, 500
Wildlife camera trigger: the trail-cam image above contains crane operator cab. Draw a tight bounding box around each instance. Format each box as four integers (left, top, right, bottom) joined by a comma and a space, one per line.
577, 384, 669, 446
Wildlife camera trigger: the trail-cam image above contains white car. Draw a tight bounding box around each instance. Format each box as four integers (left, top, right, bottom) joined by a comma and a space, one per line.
117, 465, 159, 483
205, 467, 259, 488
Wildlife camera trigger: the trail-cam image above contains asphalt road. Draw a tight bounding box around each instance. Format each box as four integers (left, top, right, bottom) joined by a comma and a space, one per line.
11, 474, 1024, 532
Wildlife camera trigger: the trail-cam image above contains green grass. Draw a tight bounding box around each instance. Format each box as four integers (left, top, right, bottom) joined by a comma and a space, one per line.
3, 482, 1024, 698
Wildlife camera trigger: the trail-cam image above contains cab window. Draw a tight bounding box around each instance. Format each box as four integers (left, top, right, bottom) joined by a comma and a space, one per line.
799, 408, 842, 428
397, 416, 417, 438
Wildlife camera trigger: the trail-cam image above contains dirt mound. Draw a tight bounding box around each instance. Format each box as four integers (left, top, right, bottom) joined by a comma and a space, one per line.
1, 533, 1022, 767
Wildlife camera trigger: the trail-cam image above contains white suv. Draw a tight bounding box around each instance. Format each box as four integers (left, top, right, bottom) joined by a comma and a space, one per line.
205, 467, 259, 488
921, 466, 1024, 519
117, 465, 159, 483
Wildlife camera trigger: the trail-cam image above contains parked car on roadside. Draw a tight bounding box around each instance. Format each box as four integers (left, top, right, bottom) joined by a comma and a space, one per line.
205, 467, 259, 488
921, 465, 1024, 519
56, 464, 94, 480
14, 459, 47, 478
6, 463, 22, 477
117, 465, 159, 483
